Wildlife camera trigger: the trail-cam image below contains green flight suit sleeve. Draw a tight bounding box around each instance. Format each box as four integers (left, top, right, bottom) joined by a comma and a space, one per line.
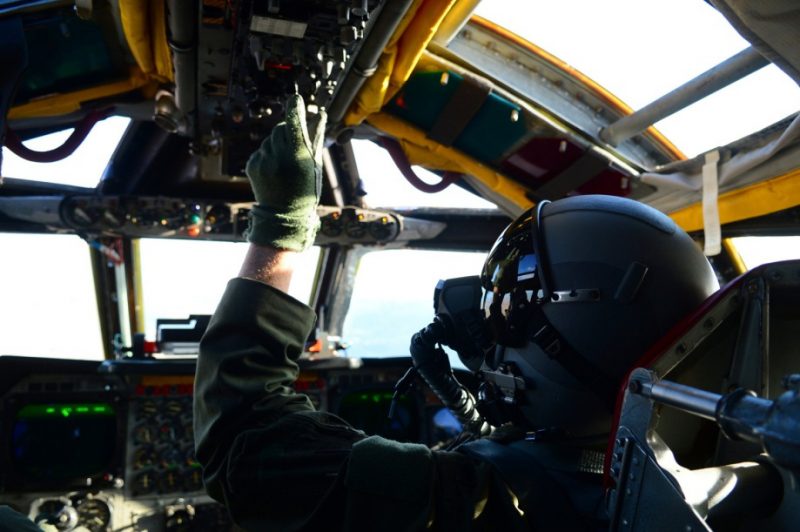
194, 278, 368, 529
193, 277, 501, 531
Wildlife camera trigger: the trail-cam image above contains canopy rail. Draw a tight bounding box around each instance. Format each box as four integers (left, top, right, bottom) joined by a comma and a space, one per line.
599, 47, 769, 147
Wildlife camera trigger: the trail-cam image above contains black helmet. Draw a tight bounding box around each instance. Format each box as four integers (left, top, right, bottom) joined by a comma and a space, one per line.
477, 195, 719, 436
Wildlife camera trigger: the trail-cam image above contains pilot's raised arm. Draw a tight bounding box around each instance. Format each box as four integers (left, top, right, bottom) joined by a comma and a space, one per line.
193, 96, 500, 531
193, 95, 721, 532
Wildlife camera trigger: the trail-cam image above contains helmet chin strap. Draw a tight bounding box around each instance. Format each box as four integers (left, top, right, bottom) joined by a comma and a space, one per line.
527, 303, 617, 409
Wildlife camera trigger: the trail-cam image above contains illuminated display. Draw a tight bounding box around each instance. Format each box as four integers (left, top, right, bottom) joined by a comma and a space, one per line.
17, 403, 115, 418
11, 402, 117, 485
337, 390, 419, 442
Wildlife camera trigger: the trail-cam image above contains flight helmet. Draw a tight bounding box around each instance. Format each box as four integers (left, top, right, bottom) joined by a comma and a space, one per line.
477, 195, 719, 436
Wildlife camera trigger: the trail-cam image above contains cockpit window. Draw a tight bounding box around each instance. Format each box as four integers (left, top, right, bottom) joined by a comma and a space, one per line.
0, 233, 103, 359
730, 236, 800, 270
352, 139, 497, 209
139, 239, 320, 340
474, 0, 800, 158
1, 116, 130, 188
342, 248, 487, 366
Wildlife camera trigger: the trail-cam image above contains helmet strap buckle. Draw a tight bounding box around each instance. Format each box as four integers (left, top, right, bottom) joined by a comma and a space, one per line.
532, 324, 562, 357
481, 363, 527, 400
477, 364, 527, 426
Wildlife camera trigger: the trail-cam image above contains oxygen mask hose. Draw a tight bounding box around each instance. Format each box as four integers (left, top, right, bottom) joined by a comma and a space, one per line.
409, 317, 492, 436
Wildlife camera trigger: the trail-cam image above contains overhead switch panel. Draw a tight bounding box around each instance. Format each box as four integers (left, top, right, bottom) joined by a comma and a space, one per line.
196, 0, 383, 177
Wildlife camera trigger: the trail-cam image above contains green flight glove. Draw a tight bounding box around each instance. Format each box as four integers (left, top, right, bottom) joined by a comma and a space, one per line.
245, 94, 327, 251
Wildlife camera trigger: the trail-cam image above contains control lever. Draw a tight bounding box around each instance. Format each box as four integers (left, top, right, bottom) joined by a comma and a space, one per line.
607, 368, 795, 531
629, 372, 800, 478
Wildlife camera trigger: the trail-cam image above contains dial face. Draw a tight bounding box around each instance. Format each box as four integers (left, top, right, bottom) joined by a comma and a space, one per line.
134, 424, 158, 445
101, 202, 127, 228
33, 499, 77, 531
133, 471, 156, 495
159, 470, 181, 493
164, 399, 184, 416
158, 418, 183, 442
185, 467, 203, 492
65, 199, 102, 228
76, 498, 111, 532
136, 399, 160, 419
133, 447, 157, 470
183, 446, 199, 468
183, 420, 194, 441
159, 447, 183, 470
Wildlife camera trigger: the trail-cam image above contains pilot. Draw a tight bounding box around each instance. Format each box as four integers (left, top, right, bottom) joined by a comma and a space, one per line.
193, 95, 719, 531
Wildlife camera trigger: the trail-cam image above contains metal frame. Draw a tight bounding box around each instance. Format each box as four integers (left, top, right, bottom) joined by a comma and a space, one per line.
600, 47, 769, 147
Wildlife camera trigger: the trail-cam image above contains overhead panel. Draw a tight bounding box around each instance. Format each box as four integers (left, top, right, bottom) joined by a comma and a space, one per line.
194, 0, 395, 177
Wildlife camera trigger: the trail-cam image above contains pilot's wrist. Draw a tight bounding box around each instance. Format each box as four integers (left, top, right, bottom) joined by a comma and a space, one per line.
238, 242, 298, 293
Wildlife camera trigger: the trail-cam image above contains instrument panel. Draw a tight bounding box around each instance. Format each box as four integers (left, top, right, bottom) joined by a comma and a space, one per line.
0, 195, 443, 246
0, 355, 463, 531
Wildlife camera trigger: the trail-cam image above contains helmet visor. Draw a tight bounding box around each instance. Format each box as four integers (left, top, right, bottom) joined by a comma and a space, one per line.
480, 208, 539, 347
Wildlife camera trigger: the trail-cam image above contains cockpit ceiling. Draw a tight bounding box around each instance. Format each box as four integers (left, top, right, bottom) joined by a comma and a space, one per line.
2, 0, 799, 230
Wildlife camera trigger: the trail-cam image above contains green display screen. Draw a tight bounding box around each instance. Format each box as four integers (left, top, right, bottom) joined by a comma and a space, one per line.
12, 402, 117, 483
17, 403, 115, 418
337, 390, 419, 442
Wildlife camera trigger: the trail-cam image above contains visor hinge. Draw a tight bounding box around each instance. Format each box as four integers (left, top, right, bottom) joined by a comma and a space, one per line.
548, 288, 601, 303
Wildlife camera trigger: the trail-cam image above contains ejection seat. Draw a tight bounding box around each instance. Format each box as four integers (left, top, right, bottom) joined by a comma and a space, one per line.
605, 260, 800, 532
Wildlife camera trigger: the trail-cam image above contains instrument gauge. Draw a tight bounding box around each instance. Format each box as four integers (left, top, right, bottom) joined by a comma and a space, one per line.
183, 420, 194, 441
64, 199, 102, 228
132, 471, 156, 495
136, 399, 159, 419
76, 498, 111, 532
185, 467, 203, 492
31, 498, 79, 530
184, 446, 199, 468
134, 424, 158, 445
133, 447, 157, 469
159, 470, 182, 493
101, 201, 126, 229
165, 399, 183, 416
159, 446, 183, 470
158, 418, 183, 442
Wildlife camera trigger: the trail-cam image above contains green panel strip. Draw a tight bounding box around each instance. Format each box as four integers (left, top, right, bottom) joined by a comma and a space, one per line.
18, 403, 115, 419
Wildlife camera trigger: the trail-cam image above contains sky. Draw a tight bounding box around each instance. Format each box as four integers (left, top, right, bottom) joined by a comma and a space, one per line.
1, 0, 800, 360
474, 0, 800, 158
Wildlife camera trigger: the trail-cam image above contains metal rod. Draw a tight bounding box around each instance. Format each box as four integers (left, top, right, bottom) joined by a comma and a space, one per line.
114, 261, 133, 349
637, 379, 722, 420
328, 0, 414, 124
599, 47, 769, 146
166, 0, 198, 119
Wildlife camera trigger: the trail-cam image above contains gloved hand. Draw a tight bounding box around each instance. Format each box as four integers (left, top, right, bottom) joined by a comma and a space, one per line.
245, 95, 327, 251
